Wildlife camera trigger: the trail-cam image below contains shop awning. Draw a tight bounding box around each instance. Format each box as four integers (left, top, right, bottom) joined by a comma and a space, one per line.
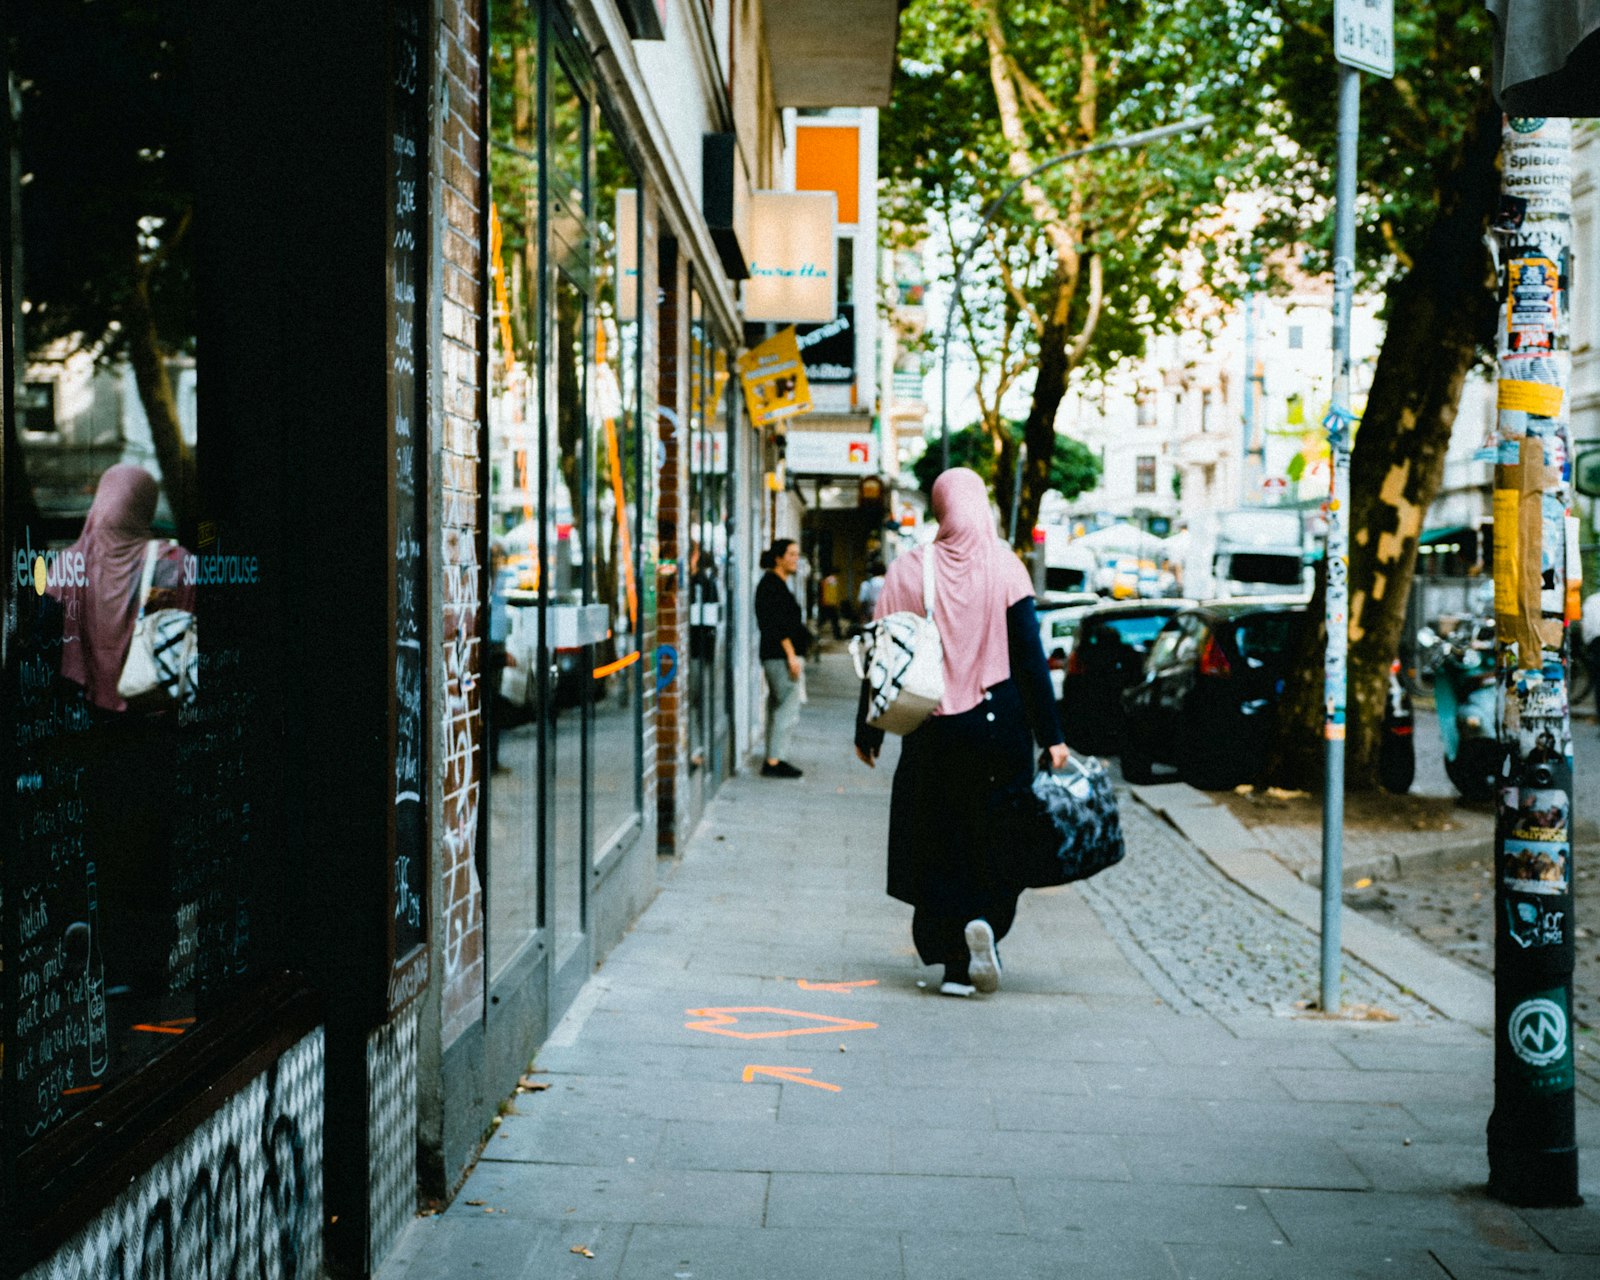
1486, 0, 1600, 115
1420, 524, 1474, 545
763, 0, 903, 108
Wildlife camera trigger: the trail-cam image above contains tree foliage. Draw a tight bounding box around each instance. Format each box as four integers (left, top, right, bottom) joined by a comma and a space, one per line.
913, 421, 1101, 507
11, 0, 199, 533
884, 0, 1278, 547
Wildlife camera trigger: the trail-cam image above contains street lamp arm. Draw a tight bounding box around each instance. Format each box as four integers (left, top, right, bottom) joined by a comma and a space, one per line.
937, 114, 1213, 470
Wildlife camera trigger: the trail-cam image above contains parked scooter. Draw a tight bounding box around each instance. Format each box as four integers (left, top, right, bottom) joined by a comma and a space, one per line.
1415, 614, 1504, 802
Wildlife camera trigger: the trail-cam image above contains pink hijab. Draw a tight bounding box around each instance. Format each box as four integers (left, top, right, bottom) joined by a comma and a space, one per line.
48, 464, 168, 711
876, 467, 1033, 716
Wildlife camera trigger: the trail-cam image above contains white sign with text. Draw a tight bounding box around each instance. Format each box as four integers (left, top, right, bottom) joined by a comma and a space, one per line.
1334, 0, 1394, 79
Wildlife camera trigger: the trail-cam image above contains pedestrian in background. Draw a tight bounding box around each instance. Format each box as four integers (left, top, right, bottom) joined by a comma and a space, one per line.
755, 538, 809, 778
854, 559, 886, 636
819, 568, 843, 639
855, 468, 1067, 996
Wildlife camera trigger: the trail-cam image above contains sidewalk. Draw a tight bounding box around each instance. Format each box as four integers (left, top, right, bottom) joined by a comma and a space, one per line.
383, 655, 1600, 1280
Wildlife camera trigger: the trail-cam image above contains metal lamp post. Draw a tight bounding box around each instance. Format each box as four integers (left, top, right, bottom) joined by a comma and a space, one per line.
936, 116, 1214, 472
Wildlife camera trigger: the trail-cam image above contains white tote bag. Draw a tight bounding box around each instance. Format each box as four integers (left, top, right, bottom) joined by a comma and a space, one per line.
117, 540, 198, 712
848, 547, 944, 735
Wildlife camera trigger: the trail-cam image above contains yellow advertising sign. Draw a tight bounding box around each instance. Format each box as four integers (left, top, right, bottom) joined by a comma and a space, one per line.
1498, 379, 1564, 417
736, 328, 813, 429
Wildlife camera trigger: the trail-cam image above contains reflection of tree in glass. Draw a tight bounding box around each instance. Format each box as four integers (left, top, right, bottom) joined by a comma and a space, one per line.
488, 0, 540, 366
14, 1, 199, 538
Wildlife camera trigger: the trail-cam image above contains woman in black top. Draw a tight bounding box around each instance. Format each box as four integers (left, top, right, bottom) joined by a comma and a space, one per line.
754, 538, 809, 778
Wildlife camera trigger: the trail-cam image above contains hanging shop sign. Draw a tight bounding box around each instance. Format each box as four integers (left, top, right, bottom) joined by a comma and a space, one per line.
796, 305, 856, 384
1333, 0, 1394, 79
785, 430, 875, 476
616, 188, 639, 321
736, 327, 813, 428
744, 191, 837, 323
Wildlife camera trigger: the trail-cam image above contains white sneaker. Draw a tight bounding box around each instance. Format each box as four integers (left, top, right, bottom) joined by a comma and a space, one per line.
939, 979, 976, 997
965, 919, 1000, 993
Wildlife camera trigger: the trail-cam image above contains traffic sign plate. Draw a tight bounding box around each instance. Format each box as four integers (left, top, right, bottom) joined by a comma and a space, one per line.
1334, 0, 1394, 79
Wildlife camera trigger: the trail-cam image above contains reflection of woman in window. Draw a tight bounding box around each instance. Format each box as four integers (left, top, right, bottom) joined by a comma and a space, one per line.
48, 463, 195, 1003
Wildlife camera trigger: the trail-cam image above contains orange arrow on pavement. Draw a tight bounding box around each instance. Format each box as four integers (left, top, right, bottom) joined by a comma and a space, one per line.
796, 979, 879, 993
684, 1007, 877, 1039
742, 1065, 841, 1092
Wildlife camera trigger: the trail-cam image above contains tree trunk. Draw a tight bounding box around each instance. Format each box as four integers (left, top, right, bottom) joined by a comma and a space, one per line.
1013, 314, 1071, 550
1268, 92, 1503, 789
123, 276, 199, 543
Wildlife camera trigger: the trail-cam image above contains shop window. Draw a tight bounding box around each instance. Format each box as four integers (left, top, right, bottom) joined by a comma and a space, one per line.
4, 5, 272, 1153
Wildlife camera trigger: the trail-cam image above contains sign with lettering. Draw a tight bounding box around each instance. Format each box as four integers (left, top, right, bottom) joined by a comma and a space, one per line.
1334, 0, 1394, 79
785, 430, 876, 476
386, 0, 430, 1016
796, 305, 855, 385
743, 191, 837, 323
736, 328, 814, 428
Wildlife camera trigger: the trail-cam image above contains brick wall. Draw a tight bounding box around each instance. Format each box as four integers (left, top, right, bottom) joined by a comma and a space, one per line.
436, 0, 485, 1046
655, 236, 690, 851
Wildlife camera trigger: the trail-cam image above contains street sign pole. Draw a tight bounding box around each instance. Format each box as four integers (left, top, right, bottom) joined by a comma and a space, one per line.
1486, 114, 1581, 1209
1321, 61, 1359, 1016
1320, 0, 1391, 1014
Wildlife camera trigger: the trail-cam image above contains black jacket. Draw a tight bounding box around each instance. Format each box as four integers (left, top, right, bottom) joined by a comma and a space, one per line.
754, 570, 809, 661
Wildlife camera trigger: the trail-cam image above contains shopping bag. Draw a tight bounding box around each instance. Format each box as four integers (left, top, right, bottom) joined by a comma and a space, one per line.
1004, 755, 1125, 888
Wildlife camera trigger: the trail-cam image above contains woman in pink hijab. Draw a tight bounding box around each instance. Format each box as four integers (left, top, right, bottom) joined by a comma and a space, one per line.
855, 468, 1067, 996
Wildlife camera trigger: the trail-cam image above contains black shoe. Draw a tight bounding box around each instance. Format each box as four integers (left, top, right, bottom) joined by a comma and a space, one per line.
761, 760, 803, 778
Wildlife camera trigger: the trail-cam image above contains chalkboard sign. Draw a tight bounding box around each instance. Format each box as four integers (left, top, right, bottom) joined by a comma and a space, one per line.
386, 0, 429, 1016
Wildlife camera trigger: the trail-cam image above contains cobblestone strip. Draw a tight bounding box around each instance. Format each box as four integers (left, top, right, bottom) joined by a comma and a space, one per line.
1075, 798, 1442, 1022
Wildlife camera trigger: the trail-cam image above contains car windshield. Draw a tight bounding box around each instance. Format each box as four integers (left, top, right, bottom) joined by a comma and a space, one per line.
1227, 552, 1303, 587
1100, 614, 1171, 648
1231, 611, 1301, 666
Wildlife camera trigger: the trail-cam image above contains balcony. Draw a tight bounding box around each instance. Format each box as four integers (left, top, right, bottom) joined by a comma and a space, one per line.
892, 370, 925, 403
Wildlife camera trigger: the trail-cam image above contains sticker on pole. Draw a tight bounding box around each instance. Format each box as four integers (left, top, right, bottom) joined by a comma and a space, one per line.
1334, 0, 1394, 79
1507, 992, 1574, 1093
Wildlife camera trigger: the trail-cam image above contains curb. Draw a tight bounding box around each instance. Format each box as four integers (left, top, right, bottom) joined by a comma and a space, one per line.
1127, 780, 1600, 1101
1298, 837, 1493, 890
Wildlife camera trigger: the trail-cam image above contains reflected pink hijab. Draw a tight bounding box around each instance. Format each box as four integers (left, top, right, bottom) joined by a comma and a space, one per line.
876, 468, 1032, 716
49, 464, 162, 711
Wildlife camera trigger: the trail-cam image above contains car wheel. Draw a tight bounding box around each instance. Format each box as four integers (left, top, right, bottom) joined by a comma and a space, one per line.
1119, 736, 1155, 785
1378, 732, 1415, 795
1445, 739, 1501, 804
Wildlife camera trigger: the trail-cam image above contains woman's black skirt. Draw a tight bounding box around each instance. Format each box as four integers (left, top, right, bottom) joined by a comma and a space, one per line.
886, 678, 1034, 915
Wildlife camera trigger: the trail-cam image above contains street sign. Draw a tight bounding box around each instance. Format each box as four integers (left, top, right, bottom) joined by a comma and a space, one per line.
1334, 0, 1395, 80
1574, 446, 1600, 498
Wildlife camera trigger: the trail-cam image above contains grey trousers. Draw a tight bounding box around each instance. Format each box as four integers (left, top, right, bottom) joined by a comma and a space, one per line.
762, 658, 802, 761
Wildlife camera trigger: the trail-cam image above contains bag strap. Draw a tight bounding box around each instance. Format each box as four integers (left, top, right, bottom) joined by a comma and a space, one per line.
921, 545, 936, 620
134, 540, 161, 621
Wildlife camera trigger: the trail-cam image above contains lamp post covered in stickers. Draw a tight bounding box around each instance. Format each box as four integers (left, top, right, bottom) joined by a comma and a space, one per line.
1486, 115, 1581, 1209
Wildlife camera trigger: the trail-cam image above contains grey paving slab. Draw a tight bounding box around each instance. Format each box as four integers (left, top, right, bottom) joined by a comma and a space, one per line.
1077, 1060, 1297, 1103
1198, 1097, 1422, 1140
1117, 1133, 1369, 1190
775, 1080, 998, 1129
1520, 1203, 1600, 1255
1014, 1181, 1285, 1245
1336, 1137, 1493, 1195
656, 1118, 896, 1174
482, 1113, 665, 1167
991, 1092, 1219, 1137
1271, 1066, 1496, 1106
443, 1162, 769, 1228
384, 1216, 632, 1280
516, 1074, 782, 1125
765, 1170, 1025, 1233
1164, 1242, 1450, 1279
617, 1225, 906, 1280
1427, 1244, 1597, 1278
890, 1126, 1132, 1181
1256, 1187, 1549, 1252
875, 1051, 1091, 1094
900, 1229, 1178, 1280
1334, 1036, 1495, 1074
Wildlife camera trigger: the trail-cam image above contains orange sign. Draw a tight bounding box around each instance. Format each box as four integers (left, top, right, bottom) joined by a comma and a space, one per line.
684, 1007, 877, 1039
742, 1065, 841, 1092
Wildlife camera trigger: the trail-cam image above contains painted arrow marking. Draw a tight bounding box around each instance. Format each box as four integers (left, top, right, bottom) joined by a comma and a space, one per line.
796, 979, 879, 993
684, 1007, 878, 1039
742, 1065, 841, 1092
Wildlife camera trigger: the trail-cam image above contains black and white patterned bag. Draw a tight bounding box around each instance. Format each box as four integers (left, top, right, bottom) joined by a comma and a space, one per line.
1005, 755, 1125, 887
848, 548, 943, 735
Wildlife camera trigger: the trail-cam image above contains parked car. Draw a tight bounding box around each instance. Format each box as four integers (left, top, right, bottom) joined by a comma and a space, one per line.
1120, 600, 1413, 791
1060, 600, 1192, 755
1120, 600, 1309, 789
1037, 592, 1102, 698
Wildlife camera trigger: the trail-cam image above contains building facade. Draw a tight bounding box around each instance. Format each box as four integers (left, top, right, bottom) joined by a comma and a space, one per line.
0, 3, 899, 1276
